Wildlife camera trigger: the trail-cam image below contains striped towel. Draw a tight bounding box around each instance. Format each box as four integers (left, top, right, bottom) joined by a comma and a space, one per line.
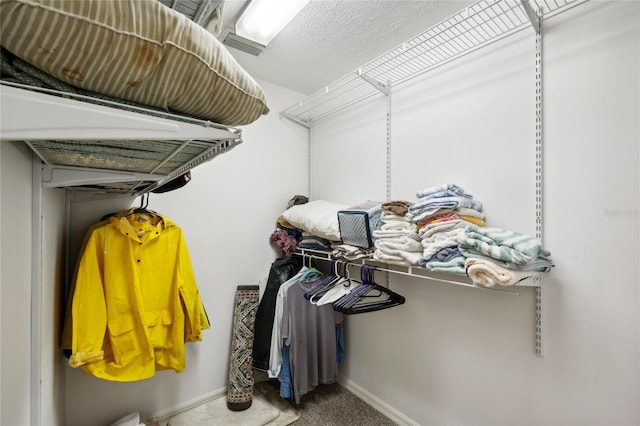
458, 247, 554, 272
458, 225, 551, 265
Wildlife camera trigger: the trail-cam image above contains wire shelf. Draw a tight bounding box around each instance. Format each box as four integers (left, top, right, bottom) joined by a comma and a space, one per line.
1, 83, 243, 196
281, 0, 586, 125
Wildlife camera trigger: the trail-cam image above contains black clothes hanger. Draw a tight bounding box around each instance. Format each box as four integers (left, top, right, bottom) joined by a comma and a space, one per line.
126, 193, 159, 217
332, 265, 405, 314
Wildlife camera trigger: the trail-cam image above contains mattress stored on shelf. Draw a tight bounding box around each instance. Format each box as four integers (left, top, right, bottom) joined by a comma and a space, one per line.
0, 0, 269, 126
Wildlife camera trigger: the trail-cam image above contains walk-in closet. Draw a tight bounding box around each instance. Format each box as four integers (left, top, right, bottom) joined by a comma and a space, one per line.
1, 0, 638, 425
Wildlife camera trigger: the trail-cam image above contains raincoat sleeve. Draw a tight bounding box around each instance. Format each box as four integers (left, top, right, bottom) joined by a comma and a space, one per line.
177, 231, 210, 342
69, 228, 107, 367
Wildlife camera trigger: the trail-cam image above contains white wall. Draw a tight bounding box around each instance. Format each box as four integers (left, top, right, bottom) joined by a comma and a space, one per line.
312, 1, 639, 425
0, 141, 33, 426
63, 79, 308, 426
41, 188, 67, 426
1, 2, 637, 425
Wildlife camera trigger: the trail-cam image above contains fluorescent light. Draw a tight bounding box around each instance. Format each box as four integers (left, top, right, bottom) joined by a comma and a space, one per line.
236, 0, 310, 47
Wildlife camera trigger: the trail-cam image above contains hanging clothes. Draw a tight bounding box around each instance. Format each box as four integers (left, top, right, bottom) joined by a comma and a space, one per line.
252, 255, 303, 372
282, 276, 343, 404
267, 266, 312, 378
65, 209, 209, 382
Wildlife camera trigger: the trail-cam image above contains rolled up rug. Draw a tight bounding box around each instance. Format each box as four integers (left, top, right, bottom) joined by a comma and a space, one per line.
227, 285, 260, 411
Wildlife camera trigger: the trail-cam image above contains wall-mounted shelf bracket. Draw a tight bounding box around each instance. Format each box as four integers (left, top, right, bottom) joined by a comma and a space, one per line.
357, 70, 389, 96
280, 112, 312, 129
520, 0, 542, 33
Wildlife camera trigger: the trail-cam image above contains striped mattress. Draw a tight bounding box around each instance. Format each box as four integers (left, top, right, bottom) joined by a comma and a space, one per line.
0, 0, 269, 126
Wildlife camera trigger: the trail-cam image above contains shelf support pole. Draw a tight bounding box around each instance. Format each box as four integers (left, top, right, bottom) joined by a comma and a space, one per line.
386, 80, 391, 201
521, 0, 545, 357
534, 13, 544, 358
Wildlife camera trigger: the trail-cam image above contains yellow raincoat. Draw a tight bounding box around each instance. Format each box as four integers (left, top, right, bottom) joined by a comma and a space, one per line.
68, 211, 209, 381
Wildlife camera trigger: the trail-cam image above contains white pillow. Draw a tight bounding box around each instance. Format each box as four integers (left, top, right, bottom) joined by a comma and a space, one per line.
281, 200, 348, 242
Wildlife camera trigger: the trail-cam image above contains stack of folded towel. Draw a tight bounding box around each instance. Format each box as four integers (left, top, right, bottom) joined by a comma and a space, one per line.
412, 184, 486, 274
410, 184, 484, 224
457, 225, 554, 287
372, 201, 423, 266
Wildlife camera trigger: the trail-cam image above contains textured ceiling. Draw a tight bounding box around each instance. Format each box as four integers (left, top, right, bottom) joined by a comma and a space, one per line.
218, 0, 475, 95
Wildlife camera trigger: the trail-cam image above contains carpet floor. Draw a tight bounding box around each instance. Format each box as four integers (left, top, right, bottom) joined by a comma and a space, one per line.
257, 379, 398, 426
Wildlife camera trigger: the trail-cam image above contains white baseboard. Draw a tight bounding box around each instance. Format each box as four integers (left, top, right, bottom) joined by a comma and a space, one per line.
338, 378, 419, 426
144, 386, 227, 424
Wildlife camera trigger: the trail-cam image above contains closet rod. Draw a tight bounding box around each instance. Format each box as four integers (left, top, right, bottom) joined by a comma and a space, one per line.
295, 248, 529, 296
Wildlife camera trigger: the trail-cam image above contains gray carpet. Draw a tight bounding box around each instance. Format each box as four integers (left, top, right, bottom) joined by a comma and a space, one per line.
258, 379, 398, 426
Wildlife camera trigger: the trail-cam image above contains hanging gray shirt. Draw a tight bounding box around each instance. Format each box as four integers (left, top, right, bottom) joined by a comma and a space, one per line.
282, 279, 343, 403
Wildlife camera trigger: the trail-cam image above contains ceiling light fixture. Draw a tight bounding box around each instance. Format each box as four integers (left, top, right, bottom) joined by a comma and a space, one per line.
235, 0, 311, 47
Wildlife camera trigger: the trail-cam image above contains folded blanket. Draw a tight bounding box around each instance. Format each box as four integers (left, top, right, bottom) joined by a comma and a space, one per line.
418, 219, 470, 240
465, 258, 540, 287
381, 200, 413, 216
423, 256, 466, 274
458, 225, 551, 265
381, 220, 418, 233
459, 246, 554, 272
416, 210, 486, 229
410, 195, 480, 213
456, 207, 486, 220
381, 211, 414, 223
375, 237, 423, 253
421, 228, 466, 260
332, 244, 375, 261
374, 235, 423, 265
411, 198, 483, 223
298, 234, 333, 251
416, 184, 466, 198
427, 246, 461, 263
373, 248, 423, 266
373, 229, 421, 241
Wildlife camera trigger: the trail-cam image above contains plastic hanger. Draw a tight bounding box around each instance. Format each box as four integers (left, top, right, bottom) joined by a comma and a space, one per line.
332, 265, 405, 314
308, 261, 351, 303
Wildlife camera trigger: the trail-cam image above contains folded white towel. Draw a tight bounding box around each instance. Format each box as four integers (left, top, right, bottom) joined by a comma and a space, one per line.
381, 220, 418, 233
373, 229, 421, 241
375, 237, 423, 253
381, 211, 414, 223
421, 228, 466, 260
456, 207, 486, 220
374, 235, 424, 265
373, 248, 423, 266
465, 258, 540, 287
418, 219, 469, 240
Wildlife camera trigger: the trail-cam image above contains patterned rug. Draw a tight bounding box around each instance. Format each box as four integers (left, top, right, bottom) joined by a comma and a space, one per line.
227, 285, 260, 411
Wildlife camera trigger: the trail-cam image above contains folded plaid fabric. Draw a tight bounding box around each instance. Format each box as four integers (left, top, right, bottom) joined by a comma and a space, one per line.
458, 225, 551, 265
